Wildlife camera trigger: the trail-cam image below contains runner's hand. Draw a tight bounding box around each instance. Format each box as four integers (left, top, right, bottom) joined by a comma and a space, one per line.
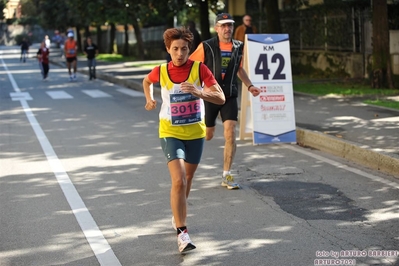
180, 82, 196, 93
145, 100, 157, 110
249, 86, 261, 97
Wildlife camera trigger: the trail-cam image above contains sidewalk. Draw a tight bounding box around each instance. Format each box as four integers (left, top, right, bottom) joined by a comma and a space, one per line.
48, 51, 399, 178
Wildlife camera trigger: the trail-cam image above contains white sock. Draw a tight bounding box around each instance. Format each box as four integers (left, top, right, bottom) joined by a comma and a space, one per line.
223, 171, 230, 177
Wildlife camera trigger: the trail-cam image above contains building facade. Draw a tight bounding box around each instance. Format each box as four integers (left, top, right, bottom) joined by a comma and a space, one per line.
3, 0, 21, 20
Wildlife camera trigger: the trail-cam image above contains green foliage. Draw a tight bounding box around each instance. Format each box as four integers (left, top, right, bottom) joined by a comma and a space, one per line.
0, 0, 6, 20
20, 0, 37, 17
294, 79, 399, 110
37, 1, 72, 31
364, 99, 399, 110
15, 16, 39, 26
97, 54, 129, 62
294, 82, 399, 96
14, 0, 221, 36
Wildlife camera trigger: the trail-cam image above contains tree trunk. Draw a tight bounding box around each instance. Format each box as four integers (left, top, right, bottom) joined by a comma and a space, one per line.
132, 19, 145, 60
96, 25, 102, 53
372, 0, 394, 88
84, 26, 90, 38
197, 0, 210, 40
123, 24, 129, 56
108, 23, 116, 54
76, 26, 82, 53
264, 0, 282, 33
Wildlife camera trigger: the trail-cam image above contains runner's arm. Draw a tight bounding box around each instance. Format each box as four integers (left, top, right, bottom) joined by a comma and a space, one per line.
237, 67, 260, 97
180, 62, 225, 104
180, 82, 225, 105
142, 75, 157, 110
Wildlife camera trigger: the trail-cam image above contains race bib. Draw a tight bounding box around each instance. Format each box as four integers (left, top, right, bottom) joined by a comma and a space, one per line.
170, 93, 201, 125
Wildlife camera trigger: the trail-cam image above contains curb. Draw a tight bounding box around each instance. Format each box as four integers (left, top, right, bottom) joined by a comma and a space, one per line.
296, 129, 399, 177
50, 59, 399, 178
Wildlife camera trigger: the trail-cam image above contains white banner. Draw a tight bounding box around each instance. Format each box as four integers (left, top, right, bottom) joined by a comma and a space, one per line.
245, 34, 296, 145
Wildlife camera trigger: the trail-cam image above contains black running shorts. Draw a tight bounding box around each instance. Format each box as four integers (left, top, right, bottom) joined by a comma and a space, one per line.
204, 97, 238, 127
66, 57, 77, 63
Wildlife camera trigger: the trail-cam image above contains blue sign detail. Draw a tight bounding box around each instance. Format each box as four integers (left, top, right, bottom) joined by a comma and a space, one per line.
253, 130, 296, 144
247, 34, 289, 45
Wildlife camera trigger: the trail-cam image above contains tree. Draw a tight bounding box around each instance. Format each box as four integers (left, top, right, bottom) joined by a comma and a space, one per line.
264, 0, 282, 33
371, 0, 394, 88
196, 0, 211, 40
19, 0, 37, 18
108, 22, 116, 54
0, 0, 6, 20
37, 0, 76, 32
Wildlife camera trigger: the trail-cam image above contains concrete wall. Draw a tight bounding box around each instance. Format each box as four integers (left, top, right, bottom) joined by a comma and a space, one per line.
290, 30, 399, 78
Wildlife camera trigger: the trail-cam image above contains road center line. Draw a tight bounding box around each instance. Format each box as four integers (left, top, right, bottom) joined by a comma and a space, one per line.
1, 57, 122, 266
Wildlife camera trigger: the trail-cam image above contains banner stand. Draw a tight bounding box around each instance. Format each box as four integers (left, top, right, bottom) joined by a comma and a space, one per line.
239, 54, 252, 140
238, 34, 297, 145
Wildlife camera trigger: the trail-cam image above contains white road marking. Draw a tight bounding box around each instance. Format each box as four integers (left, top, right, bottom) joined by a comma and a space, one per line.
10, 92, 32, 101
117, 88, 144, 97
46, 90, 73, 99
82, 89, 112, 98
284, 144, 399, 190
1, 57, 122, 266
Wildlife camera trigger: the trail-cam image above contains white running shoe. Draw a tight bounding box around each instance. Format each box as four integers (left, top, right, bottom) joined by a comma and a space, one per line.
172, 216, 177, 230
221, 174, 240, 189
73, 74, 77, 80
177, 229, 196, 253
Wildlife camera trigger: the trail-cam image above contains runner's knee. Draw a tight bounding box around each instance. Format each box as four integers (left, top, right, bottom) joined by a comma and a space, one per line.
206, 127, 215, 141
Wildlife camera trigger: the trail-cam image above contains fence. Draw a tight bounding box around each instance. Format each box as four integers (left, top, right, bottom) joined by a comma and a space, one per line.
279, 7, 372, 53
242, 6, 371, 55
2, 7, 371, 54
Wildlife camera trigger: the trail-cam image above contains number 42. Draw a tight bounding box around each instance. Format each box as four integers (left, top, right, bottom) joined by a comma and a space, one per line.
254, 53, 286, 80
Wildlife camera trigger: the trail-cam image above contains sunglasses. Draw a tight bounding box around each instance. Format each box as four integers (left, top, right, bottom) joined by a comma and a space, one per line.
217, 23, 234, 28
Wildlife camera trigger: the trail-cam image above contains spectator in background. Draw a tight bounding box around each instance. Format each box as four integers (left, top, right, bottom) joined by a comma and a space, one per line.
52, 30, 62, 48
189, 13, 260, 190
186, 21, 201, 54
59, 33, 66, 58
44, 35, 51, 48
20, 37, 29, 63
233, 14, 257, 43
84, 37, 99, 80
64, 32, 78, 81
37, 41, 50, 79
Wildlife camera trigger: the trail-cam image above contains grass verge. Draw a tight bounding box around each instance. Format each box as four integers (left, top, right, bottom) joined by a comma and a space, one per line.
97, 53, 162, 68
96, 54, 136, 62
294, 82, 399, 110
293, 82, 399, 96
124, 62, 161, 68
363, 99, 399, 110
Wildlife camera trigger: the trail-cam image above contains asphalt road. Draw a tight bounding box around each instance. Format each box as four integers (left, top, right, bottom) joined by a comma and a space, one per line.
1, 47, 399, 266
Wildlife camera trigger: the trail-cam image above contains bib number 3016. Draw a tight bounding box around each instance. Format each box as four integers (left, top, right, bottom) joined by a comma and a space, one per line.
254, 53, 286, 80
